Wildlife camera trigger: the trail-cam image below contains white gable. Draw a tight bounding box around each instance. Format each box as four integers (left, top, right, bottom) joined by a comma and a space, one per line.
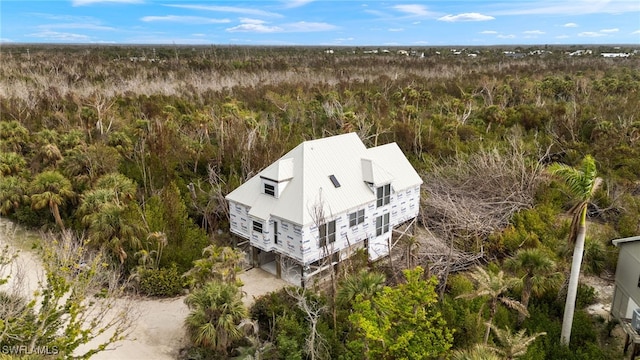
364, 143, 423, 191
261, 157, 294, 182
361, 158, 395, 187
225, 132, 423, 226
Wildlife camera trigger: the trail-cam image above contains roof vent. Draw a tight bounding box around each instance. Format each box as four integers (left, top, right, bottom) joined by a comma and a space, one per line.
329, 175, 341, 188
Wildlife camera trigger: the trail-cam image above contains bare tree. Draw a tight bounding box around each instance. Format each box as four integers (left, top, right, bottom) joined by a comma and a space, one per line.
286, 287, 329, 360
421, 130, 546, 248
0, 231, 136, 359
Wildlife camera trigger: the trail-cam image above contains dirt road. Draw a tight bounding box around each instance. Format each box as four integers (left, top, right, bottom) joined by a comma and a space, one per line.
0, 218, 288, 360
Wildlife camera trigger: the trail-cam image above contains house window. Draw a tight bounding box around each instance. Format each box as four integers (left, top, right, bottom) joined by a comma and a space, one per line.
264, 183, 275, 196
376, 184, 391, 208
375, 213, 390, 236
349, 209, 365, 227
319, 220, 336, 247
253, 221, 263, 233
274, 221, 278, 244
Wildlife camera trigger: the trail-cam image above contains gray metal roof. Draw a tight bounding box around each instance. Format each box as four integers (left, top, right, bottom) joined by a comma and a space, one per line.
225, 132, 423, 226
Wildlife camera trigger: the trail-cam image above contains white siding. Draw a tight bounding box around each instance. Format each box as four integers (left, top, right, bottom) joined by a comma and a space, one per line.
231, 183, 420, 275
229, 201, 250, 238
296, 184, 421, 264
276, 219, 304, 262
368, 199, 391, 261
301, 207, 371, 265
612, 241, 640, 318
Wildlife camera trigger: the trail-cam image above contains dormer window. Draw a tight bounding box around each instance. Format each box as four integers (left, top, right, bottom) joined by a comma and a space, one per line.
264, 183, 275, 197
376, 184, 391, 208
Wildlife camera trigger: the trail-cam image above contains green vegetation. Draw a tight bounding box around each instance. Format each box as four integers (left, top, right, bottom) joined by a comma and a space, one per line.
0, 44, 638, 358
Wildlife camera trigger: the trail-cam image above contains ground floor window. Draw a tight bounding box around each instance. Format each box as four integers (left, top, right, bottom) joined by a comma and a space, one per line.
319, 220, 336, 247
253, 221, 263, 233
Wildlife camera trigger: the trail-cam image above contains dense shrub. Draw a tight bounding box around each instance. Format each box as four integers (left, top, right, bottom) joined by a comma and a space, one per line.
136, 264, 184, 297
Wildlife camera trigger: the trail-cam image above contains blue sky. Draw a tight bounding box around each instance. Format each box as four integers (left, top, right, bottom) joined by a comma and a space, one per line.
1, 0, 639, 46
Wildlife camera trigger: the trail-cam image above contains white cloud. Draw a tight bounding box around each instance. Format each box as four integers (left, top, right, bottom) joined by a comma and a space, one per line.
412, 21, 421, 25
285, 21, 337, 32
227, 23, 282, 33
388, 28, 404, 32
363, 9, 387, 18
523, 30, 545, 35
556, 34, 570, 39
578, 31, 605, 37
393, 4, 432, 17
480, 30, 498, 34
167, 5, 283, 18
600, 28, 619, 33
40, 23, 116, 31
0, 38, 14, 43
497, 34, 516, 39
438, 13, 495, 22
492, 2, 640, 16
72, 0, 142, 6
335, 37, 354, 41
227, 18, 337, 33
632, 30, 640, 35
239, 18, 268, 25
282, 0, 314, 8
123, 35, 214, 44
564, 22, 578, 28
141, 15, 230, 24
227, 18, 336, 33
28, 31, 91, 41
30, 13, 96, 22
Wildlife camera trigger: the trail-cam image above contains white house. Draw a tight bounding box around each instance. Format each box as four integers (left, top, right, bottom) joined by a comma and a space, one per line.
611, 235, 640, 320
610, 235, 640, 355
225, 132, 423, 286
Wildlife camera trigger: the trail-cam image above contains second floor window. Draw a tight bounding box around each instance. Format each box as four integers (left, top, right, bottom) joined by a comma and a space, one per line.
376, 184, 391, 207
253, 221, 263, 233
319, 220, 336, 247
349, 209, 365, 227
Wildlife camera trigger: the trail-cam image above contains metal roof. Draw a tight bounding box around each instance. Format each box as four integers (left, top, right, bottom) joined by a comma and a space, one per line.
225, 132, 423, 226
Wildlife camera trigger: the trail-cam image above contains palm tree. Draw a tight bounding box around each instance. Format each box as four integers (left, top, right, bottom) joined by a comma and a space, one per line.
505, 248, 562, 323
186, 245, 245, 288
457, 266, 528, 344
0, 152, 27, 176
94, 173, 137, 204
184, 281, 247, 354
549, 155, 602, 345
0, 120, 30, 153
32, 129, 62, 170
452, 344, 501, 360
0, 176, 28, 216
487, 324, 546, 359
29, 171, 75, 230
336, 269, 386, 307
86, 203, 143, 263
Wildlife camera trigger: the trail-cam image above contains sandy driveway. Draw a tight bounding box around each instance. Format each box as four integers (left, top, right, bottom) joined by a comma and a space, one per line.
90, 268, 288, 360
0, 218, 288, 360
